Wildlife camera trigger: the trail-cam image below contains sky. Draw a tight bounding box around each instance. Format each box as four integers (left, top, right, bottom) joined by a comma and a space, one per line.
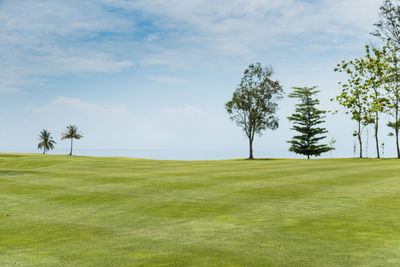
0, 0, 392, 159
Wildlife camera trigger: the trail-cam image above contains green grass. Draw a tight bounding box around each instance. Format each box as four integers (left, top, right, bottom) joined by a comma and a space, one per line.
1, 153, 400, 266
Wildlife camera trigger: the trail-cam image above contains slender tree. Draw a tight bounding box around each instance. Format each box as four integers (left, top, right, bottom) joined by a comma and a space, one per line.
363, 45, 389, 158
334, 59, 372, 158
225, 63, 283, 159
287, 86, 333, 159
37, 129, 56, 154
383, 41, 400, 158
61, 125, 83, 156
373, 0, 400, 158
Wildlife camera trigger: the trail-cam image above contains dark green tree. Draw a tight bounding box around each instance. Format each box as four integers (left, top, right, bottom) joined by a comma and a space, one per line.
37, 129, 56, 154
287, 86, 333, 159
225, 62, 283, 159
61, 125, 83, 156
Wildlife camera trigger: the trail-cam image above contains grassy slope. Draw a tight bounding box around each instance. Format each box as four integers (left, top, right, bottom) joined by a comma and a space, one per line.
1, 154, 400, 266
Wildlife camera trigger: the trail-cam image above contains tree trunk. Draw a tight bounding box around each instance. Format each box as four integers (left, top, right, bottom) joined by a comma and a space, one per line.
358, 121, 363, 158
375, 112, 380, 159
396, 106, 400, 158
70, 138, 73, 156
307, 155, 310, 160
248, 137, 254, 160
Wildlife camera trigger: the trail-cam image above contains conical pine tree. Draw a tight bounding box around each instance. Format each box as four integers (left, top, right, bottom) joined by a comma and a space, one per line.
287, 86, 333, 159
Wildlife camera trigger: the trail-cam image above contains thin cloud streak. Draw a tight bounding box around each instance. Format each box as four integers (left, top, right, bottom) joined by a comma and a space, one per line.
0, 0, 382, 92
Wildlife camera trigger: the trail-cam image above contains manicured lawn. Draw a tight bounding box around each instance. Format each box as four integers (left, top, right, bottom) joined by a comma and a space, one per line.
1, 154, 400, 266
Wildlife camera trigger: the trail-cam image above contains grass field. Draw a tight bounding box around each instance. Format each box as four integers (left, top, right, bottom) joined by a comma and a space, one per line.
1, 154, 400, 266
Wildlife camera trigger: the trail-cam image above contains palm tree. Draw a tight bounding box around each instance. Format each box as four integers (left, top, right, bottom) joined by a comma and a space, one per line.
38, 129, 56, 154
61, 125, 83, 156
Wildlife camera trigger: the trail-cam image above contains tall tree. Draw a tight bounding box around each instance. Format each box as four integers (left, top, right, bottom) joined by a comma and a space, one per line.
373, 0, 400, 158
287, 86, 333, 159
383, 41, 400, 158
362, 45, 388, 159
225, 63, 283, 159
61, 125, 83, 156
334, 59, 372, 158
373, 0, 400, 43
37, 129, 56, 154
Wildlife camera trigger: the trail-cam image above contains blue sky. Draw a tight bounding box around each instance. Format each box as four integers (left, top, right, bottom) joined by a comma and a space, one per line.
0, 0, 390, 158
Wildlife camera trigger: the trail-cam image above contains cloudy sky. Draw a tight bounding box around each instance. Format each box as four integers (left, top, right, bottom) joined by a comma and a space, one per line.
0, 0, 390, 159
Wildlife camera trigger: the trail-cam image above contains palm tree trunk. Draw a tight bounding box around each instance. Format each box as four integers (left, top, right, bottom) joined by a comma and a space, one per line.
70, 138, 73, 156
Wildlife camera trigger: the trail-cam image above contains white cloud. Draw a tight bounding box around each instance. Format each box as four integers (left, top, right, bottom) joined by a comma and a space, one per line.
0, 0, 135, 92
29, 96, 130, 116
110, 0, 381, 56
47, 52, 133, 74
1, 0, 392, 157
0, 0, 133, 45
147, 33, 160, 41
0, 0, 383, 92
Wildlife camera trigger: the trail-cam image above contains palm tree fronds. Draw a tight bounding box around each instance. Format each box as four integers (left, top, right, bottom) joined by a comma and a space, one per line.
61, 125, 83, 155
61, 125, 83, 140
38, 129, 56, 154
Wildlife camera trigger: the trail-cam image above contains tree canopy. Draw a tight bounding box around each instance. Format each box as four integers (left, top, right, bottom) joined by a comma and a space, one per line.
225, 62, 283, 159
38, 129, 56, 154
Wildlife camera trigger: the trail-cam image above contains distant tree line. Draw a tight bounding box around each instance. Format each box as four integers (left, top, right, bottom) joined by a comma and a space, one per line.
38, 125, 83, 155
226, 0, 400, 160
